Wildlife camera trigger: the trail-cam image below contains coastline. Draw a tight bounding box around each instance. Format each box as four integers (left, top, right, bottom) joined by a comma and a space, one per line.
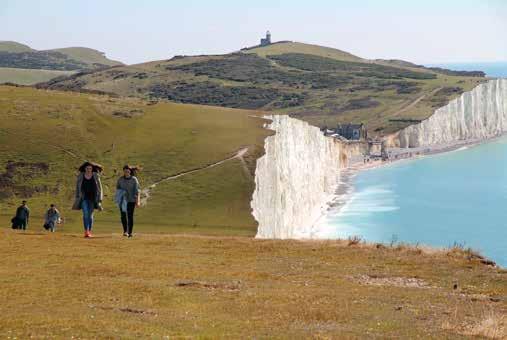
316, 131, 507, 230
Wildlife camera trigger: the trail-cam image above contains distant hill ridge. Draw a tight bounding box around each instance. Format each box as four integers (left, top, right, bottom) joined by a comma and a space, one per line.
38, 40, 486, 135
375, 59, 486, 77
0, 41, 35, 53
0, 41, 123, 71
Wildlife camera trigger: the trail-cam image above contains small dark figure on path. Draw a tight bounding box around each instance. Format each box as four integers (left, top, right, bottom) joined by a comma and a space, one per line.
11, 200, 30, 230
116, 165, 141, 238
43, 204, 61, 232
72, 161, 103, 238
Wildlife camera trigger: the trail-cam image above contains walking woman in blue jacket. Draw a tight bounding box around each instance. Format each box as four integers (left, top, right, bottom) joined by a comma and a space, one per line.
116, 165, 141, 238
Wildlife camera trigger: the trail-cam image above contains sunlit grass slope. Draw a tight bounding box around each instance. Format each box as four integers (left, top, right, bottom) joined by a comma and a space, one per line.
39, 42, 486, 136
48, 47, 123, 67
0, 85, 269, 235
0, 41, 34, 53
0, 67, 75, 85
244, 41, 364, 62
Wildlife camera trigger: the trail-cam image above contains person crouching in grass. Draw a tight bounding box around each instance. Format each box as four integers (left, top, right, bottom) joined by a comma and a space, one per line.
116, 165, 141, 238
43, 204, 61, 232
72, 161, 103, 238
11, 200, 30, 230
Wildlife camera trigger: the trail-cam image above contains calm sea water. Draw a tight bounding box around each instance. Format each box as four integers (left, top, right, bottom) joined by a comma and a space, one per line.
320, 136, 507, 267
428, 61, 507, 78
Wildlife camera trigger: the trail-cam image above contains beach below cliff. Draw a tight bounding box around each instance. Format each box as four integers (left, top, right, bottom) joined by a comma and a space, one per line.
326, 132, 507, 216
317, 132, 507, 267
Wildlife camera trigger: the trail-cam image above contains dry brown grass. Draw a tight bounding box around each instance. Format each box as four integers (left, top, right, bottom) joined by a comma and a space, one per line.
466, 312, 506, 339
1, 229, 505, 338
443, 308, 506, 339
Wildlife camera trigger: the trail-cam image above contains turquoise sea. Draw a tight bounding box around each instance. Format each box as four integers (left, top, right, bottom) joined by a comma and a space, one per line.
324, 137, 507, 267
428, 61, 507, 78
322, 137, 507, 266
322, 64, 507, 266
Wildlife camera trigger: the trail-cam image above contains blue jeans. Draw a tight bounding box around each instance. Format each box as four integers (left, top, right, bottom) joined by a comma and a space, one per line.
82, 199, 94, 231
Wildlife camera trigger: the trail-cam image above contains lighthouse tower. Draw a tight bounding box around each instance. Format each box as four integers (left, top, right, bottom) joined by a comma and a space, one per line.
260, 31, 272, 46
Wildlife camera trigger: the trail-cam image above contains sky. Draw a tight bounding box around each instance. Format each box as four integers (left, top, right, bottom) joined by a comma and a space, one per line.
1, 0, 506, 65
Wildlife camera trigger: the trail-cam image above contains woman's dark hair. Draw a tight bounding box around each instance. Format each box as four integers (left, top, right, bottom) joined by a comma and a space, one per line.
78, 161, 104, 173
123, 164, 141, 177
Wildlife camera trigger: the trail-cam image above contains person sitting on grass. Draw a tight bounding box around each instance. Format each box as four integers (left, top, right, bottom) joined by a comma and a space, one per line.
43, 204, 61, 233
11, 200, 30, 230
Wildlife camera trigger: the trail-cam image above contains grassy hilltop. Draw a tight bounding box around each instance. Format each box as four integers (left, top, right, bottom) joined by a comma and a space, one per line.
38, 41, 486, 135
0, 85, 269, 235
0, 41, 123, 85
0, 41, 35, 53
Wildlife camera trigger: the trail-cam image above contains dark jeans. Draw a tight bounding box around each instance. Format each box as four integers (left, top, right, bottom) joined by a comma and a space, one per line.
82, 199, 94, 231
12, 218, 27, 230
45, 221, 56, 232
120, 202, 136, 235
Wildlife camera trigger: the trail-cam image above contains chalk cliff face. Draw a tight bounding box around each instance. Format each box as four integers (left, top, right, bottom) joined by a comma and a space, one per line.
251, 80, 507, 239
251, 115, 343, 239
398, 79, 507, 148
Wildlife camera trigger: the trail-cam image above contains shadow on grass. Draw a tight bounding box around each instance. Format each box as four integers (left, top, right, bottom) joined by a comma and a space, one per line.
9, 231, 115, 239
63, 234, 114, 239
12, 232, 48, 236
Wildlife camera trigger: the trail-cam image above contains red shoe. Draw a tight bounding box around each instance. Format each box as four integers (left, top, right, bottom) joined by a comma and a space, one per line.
84, 230, 90, 238
87, 232, 93, 238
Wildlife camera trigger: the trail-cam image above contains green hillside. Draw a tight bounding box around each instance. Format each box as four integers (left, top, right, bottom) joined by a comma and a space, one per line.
47, 47, 123, 67
0, 41, 34, 53
0, 67, 75, 85
0, 42, 123, 85
0, 85, 269, 235
38, 41, 486, 135
244, 41, 363, 62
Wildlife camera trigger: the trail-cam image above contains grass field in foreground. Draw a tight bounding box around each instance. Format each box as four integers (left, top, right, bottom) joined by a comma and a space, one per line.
0, 86, 270, 235
0, 230, 505, 338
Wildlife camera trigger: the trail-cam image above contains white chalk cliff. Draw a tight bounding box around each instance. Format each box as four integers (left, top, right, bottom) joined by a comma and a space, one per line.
251, 80, 507, 239
398, 79, 507, 148
251, 115, 342, 239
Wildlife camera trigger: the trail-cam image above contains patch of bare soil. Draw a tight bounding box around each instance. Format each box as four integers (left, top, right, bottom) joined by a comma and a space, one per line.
112, 109, 144, 118
352, 274, 431, 288
175, 280, 242, 291
92, 305, 157, 316
0, 161, 53, 199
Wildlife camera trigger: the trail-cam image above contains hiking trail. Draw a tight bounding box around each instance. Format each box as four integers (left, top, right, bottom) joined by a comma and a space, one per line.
140, 148, 250, 206
392, 87, 443, 117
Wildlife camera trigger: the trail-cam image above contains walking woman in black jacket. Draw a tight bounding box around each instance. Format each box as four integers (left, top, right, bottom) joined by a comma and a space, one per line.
72, 162, 103, 238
